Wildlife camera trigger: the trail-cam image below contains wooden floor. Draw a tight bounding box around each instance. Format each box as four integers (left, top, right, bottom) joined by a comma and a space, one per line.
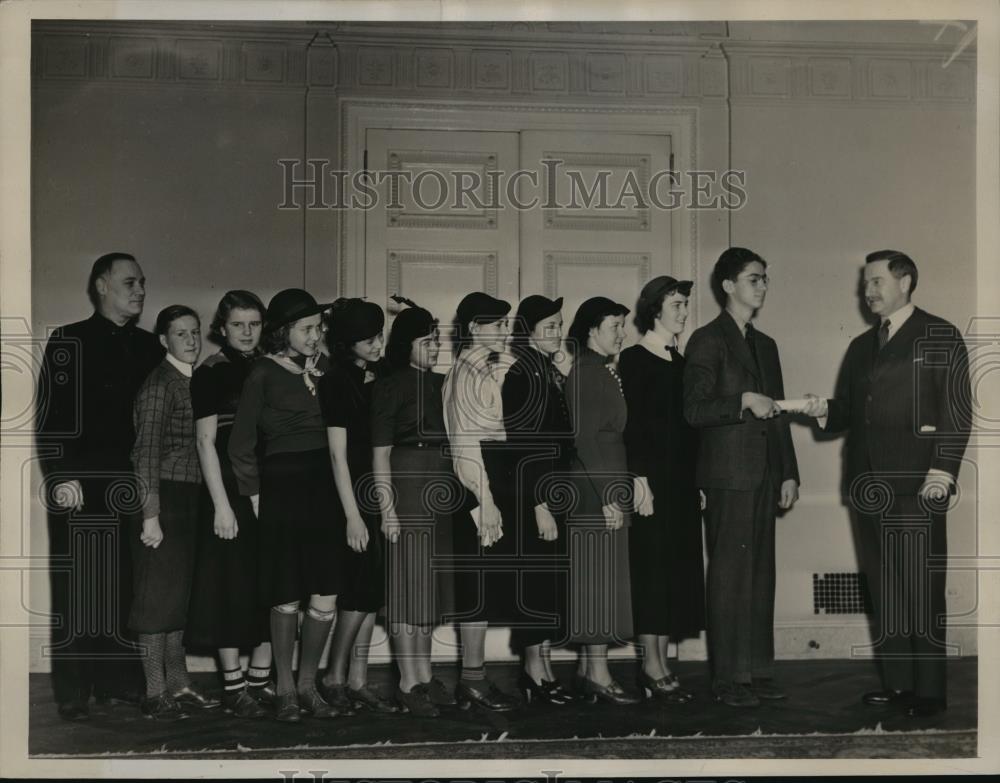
29, 658, 977, 759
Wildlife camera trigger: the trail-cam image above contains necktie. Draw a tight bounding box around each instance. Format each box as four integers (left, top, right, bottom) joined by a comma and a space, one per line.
667, 345, 682, 362
878, 319, 890, 351
744, 322, 760, 366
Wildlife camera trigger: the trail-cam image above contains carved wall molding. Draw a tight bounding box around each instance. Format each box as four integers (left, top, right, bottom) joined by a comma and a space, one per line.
33, 23, 975, 108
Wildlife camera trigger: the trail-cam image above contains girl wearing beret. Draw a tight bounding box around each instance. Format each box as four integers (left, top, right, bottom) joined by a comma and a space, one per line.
371, 305, 457, 717
131, 305, 219, 720
228, 289, 347, 722
185, 291, 271, 719
442, 291, 520, 712
620, 277, 703, 703
502, 295, 575, 705
316, 299, 397, 715
564, 297, 638, 705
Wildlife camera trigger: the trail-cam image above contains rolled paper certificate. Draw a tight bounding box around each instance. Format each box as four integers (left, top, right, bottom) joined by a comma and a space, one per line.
469, 505, 481, 530
776, 399, 812, 413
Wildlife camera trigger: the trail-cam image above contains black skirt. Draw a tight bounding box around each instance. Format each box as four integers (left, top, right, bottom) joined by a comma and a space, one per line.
450, 442, 522, 626
257, 448, 347, 607
385, 444, 456, 627
184, 465, 269, 651
337, 480, 385, 614
129, 479, 200, 634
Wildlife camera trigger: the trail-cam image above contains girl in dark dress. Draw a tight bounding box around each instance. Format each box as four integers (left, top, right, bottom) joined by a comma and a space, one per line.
564, 297, 639, 706
131, 305, 220, 721
620, 276, 705, 703
502, 295, 575, 706
228, 289, 347, 722
317, 299, 397, 715
371, 305, 458, 718
186, 291, 271, 719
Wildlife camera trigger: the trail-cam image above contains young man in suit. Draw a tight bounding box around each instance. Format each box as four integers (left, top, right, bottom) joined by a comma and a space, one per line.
803, 250, 971, 718
683, 247, 801, 708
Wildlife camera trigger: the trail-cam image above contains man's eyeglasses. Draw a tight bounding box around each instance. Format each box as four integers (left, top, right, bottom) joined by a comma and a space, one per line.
739, 274, 769, 288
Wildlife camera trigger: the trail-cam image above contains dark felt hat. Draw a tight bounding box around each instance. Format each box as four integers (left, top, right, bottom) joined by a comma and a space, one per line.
263, 289, 334, 332
515, 295, 564, 333
327, 298, 385, 345
455, 291, 511, 327
572, 296, 630, 332
639, 275, 694, 301
390, 305, 437, 345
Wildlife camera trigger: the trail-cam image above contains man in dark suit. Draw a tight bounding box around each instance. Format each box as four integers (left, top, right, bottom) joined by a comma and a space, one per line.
36, 253, 165, 720
683, 247, 802, 708
804, 250, 971, 718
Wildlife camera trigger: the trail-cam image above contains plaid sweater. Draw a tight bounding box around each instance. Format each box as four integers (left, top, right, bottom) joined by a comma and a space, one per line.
131, 358, 202, 518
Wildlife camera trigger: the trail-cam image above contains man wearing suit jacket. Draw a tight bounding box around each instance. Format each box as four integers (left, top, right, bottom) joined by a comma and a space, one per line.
683, 247, 801, 708
804, 250, 971, 718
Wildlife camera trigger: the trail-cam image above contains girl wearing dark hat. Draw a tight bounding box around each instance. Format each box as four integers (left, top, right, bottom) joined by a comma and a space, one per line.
370, 304, 458, 717
315, 298, 397, 715
131, 305, 220, 720
620, 276, 704, 703
564, 296, 638, 705
442, 291, 520, 712
185, 291, 271, 719
501, 295, 575, 705
228, 288, 347, 722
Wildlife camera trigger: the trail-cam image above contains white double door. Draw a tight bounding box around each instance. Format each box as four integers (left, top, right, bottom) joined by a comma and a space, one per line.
365, 127, 673, 366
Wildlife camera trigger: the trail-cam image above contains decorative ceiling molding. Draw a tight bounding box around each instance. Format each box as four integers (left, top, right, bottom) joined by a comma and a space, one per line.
31, 22, 975, 107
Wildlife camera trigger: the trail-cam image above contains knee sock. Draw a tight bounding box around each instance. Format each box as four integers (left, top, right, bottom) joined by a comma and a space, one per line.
460, 665, 486, 686
247, 664, 271, 693
138, 632, 166, 698
223, 667, 246, 696
270, 605, 300, 697
164, 630, 191, 693
297, 605, 335, 693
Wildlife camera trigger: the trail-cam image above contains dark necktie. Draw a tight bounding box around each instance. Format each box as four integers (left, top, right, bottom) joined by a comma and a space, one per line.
667, 345, 682, 362
744, 322, 760, 366
877, 319, 890, 351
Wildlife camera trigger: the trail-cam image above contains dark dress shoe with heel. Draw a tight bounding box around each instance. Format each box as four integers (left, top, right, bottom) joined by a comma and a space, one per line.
316, 682, 357, 716
172, 685, 221, 710
638, 671, 694, 704
713, 681, 761, 708
347, 684, 398, 713
862, 689, 915, 707
427, 677, 457, 706
906, 698, 947, 718
582, 678, 640, 705
455, 679, 519, 711
298, 686, 339, 718
519, 673, 573, 705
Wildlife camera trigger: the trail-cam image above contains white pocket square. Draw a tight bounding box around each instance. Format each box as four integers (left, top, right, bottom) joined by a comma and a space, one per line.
920, 425, 937, 433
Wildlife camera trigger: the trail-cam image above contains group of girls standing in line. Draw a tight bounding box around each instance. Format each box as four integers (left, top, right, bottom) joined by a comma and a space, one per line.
127, 275, 706, 722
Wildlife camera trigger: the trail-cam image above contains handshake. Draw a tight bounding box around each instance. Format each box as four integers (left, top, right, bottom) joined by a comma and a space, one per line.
742, 392, 828, 420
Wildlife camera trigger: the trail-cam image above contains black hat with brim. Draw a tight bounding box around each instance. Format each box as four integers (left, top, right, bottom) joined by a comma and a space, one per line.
455, 291, 512, 327
640, 275, 694, 301
263, 289, 334, 332
516, 294, 564, 333
572, 296, 630, 333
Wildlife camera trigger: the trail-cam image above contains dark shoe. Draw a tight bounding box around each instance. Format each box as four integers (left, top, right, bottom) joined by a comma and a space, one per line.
905, 698, 947, 718
222, 687, 267, 718
519, 673, 573, 706
317, 682, 357, 716
298, 686, 339, 718
57, 700, 90, 721
249, 681, 276, 705
751, 678, 787, 701
456, 678, 519, 712
274, 691, 301, 723
862, 689, 915, 707
638, 671, 694, 704
396, 683, 439, 717
172, 685, 222, 710
582, 678, 641, 705
713, 681, 760, 708
141, 694, 189, 721
347, 684, 399, 714
426, 677, 457, 706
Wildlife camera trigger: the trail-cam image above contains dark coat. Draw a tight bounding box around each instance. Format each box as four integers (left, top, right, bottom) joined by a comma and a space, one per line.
682, 310, 799, 491
823, 306, 971, 496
